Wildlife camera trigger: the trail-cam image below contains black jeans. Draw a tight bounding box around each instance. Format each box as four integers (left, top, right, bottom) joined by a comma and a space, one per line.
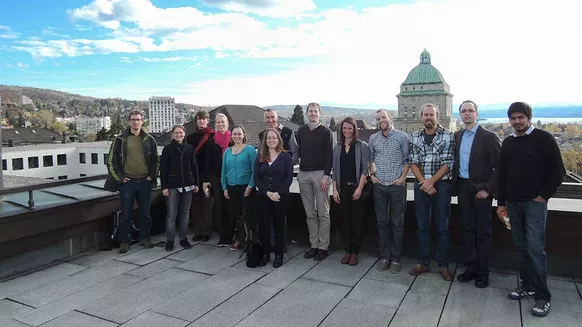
340, 184, 363, 254
258, 193, 289, 255
222, 185, 255, 242
373, 183, 406, 262
191, 187, 213, 236
457, 179, 492, 276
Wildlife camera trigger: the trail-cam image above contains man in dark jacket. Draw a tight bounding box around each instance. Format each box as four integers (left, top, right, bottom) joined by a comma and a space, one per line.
259, 108, 299, 165
105, 110, 159, 253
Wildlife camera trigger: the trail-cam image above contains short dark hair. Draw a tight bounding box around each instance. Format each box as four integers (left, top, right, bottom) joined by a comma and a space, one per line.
338, 117, 359, 145
127, 109, 144, 120
507, 102, 532, 120
459, 100, 478, 112
195, 110, 209, 120
229, 124, 247, 146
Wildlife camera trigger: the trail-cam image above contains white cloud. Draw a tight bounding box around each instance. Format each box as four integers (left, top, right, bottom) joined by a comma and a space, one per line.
0, 25, 19, 39
17, 62, 30, 68
122, 56, 199, 63
203, 0, 316, 18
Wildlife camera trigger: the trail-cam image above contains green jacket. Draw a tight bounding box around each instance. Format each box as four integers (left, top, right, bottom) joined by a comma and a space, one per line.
104, 128, 159, 191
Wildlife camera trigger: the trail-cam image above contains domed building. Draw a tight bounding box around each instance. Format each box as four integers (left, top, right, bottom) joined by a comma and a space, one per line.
393, 49, 457, 133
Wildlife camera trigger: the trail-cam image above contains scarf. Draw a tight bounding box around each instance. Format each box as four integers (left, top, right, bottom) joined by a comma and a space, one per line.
195, 127, 215, 155
214, 129, 232, 156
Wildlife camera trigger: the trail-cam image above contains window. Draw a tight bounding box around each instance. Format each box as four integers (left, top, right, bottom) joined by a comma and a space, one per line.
57, 154, 67, 165
80, 174, 87, 177
43, 155, 53, 167
2, 159, 7, 171
12, 158, 24, 170
103, 154, 109, 165
79, 153, 86, 164
58, 175, 68, 180
28, 156, 39, 169
91, 153, 98, 164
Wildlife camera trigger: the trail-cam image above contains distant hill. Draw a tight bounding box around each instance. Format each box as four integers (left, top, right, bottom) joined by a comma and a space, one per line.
475, 105, 582, 119
266, 104, 396, 118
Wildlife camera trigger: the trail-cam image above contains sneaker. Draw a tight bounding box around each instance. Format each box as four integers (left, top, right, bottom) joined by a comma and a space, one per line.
192, 234, 203, 242
217, 239, 230, 247
304, 248, 318, 259
165, 241, 174, 251
508, 287, 535, 300
180, 239, 192, 249
118, 242, 129, 254
532, 300, 551, 317
230, 241, 240, 251
409, 264, 430, 276
376, 258, 390, 271
389, 261, 402, 274
139, 238, 155, 248
314, 250, 328, 261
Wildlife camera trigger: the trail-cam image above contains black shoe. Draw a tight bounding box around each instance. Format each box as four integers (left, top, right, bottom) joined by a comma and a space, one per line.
258, 254, 271, 267
201, 235, 210, 242
532, 300, 551, 317
118, 242, 129, 254
304, 248, 318, 259
273, 255, 283, 268
314, 250, 328, 261
165, 241, 174, 251
180, 239, 192, 249
192, 234, 203, 242
475, 275, 489, 288
457, 269, 477, 283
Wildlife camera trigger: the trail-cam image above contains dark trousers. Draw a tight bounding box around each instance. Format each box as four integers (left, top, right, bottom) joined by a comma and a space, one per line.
166, 189, 193, 242
340, 185, 363, 254
258, 193, 289, 255
457, 179, 493, 276
414, 180, 452, 267
119, 178, 152, 242
222, 185, 255, 242
373, 183, 406, 261
191, 186, 213, 236
507, 200, 551, 301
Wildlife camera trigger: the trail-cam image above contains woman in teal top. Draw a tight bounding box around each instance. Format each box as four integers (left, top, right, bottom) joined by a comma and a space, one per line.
220, 124, 257, 249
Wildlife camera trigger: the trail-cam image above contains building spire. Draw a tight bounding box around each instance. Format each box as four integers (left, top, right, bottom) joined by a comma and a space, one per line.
420, 49, 431, 64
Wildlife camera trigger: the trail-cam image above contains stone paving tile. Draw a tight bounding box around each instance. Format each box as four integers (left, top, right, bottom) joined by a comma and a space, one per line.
176, 247, 245, 275
79, 268, 208, 324
255, 256, 319, 290
389, 291, 445, 327
166, 244, 216, 262
409, 268, 455, 296
547, 277, 577, 292
13, 274, 143, 327
303, 251, 377, 287
452, 271, 518, 291
69, 247, 143, 267
120, 311, 189, 327
439, 280, 520, 327
363, 257, 416, 287
10, 260, 137, 307
319, 298, 396, 327
40, 311, 117, 327
0, 263, 86, 300
521, 289, 582, 327
152, 268, 265, 322
347, 278, 409, 308
0, 319, 32, 327
116, 246, 180, 266
231, 244, 307, 274
235, 278, 351, 327
188, 284, 280, 327
126, 259, 182, 278
0, 300, 32, 321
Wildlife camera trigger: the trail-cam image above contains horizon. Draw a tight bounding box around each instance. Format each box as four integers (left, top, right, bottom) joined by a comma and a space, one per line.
0, 0, 580, 107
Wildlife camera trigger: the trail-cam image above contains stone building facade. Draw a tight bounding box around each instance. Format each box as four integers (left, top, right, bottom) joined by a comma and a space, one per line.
393, 49, 457, 134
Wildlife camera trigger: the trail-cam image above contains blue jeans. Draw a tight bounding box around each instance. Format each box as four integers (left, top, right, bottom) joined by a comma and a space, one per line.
414, 180, 451, 267
507, 200, 551, 301
373, 183, 406, 261
166, 189, 193, 243
119, 178, 152, 242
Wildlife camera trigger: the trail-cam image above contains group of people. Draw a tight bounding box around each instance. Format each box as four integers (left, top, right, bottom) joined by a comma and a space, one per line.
105, 100, 565, 318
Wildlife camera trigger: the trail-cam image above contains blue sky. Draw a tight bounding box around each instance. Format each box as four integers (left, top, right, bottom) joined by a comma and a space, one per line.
0, 0, 580, 108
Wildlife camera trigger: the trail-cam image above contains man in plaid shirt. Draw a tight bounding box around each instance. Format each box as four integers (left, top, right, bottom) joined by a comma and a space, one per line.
409, 103, 455, 281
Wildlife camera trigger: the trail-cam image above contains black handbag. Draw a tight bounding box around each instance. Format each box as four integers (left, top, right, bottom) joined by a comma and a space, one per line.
360, 177, 373, 200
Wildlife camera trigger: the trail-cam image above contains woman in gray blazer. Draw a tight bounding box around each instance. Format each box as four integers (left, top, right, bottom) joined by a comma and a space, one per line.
332, 117, 370, 266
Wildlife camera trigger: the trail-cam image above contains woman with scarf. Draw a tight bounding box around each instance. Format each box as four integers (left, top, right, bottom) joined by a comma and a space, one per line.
160, 125, 199, 251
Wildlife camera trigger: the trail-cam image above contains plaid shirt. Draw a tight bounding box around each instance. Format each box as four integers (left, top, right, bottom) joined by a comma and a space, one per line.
409, 125, 455, 180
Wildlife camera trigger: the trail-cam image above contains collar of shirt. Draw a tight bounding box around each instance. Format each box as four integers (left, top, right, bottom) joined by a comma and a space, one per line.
510, 124, 535, 137
308, 121, 321, 131
381, 127, 394, 138
419, 124, 445, 137
277, 123, 284, 131
464, 123, 479, 135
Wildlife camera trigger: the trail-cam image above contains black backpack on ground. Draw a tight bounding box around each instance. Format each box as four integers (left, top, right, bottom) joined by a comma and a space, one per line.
111, 210, 140, 246
235, 211, 264, 267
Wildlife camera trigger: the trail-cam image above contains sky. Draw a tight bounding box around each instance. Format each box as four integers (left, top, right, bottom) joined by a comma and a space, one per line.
0, 0, 581, 108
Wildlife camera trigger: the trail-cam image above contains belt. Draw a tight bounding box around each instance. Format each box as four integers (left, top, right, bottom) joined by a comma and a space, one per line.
458, 177, 470, 182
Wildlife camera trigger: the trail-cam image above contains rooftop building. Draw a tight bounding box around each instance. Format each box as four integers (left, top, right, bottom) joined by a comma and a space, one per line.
149, 96, 175, 133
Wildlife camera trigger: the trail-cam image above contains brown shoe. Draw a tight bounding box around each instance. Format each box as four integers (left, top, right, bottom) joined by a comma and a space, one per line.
439, 267, 453, 281
348, 254, 358, 266
341, 253, 351, 265
409, 264, 430, 276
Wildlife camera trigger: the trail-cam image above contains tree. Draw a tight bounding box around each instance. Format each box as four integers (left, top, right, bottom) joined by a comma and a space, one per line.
562, 150, 582, 174
543, 124, 561, 133
95, 127, 108, 141
53, 121, 68, 134
290, 105, 305, 125
564, 125, 581, 139
329, 117, 337, 131
17, 112, 26, 127
68, 122, 77, 132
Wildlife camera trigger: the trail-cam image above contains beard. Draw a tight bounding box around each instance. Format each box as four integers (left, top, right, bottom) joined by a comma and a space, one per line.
423, 120, 435, 128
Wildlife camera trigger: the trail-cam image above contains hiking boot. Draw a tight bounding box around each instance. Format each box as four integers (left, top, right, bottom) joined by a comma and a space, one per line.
532, 300, 551, 317
230, 242, 240, 251
118, 242, 129, 254
165, 241, 174, 251
409, 264, 430, 276
348, 254, 358, 266
389, 261, 402, 274
509, 287, 535, 300
273, 255, 283, 268
376, 258, 390, 271
304, 248, 318, 259
139, 238, 155, 248
180, 239, 192, 249
341, 253, 351, 265
192, 234, 203, 242
475, 275, 489, 289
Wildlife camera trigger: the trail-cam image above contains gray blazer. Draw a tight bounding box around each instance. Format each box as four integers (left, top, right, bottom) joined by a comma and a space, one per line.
332, 140, 370, 187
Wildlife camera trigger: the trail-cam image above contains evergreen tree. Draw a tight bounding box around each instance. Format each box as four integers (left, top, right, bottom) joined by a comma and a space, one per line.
95, 127, 108, 141
329, 117, 337, 131
290, 105, 305, 125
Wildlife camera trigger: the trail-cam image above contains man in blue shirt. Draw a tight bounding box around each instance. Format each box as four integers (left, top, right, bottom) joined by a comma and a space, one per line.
451, 100, 501, 288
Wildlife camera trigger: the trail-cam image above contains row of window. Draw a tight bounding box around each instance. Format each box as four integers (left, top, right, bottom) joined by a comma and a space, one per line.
2, 154, 67, 171
79, 153, 109, 165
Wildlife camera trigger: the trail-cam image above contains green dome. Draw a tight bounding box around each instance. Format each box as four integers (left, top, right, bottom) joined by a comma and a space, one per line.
402, 49, 446, 85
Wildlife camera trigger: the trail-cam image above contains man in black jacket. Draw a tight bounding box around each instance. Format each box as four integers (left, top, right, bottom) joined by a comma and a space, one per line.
105, 110, 159, 253
496, 102, 565, 318
451, 100, 501, 288
259, 108, 299, 165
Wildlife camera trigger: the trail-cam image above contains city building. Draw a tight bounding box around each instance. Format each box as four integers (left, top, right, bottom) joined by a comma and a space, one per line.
394, 49, 457, 133
20, 95, 33, 106
149, 96, 176, 133
2, 127, 63, 147
76, 116, 111, 136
